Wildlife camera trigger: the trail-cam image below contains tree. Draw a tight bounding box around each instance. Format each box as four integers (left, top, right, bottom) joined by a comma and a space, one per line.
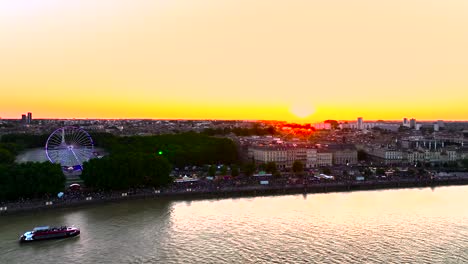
208, 165, 216, 176
418, 168, 426, 177
0, 162, 65, 201
292, 160, 304, 174
202, 126, 276, 136
220, 165, 228, 175
0, 148, 15, 164
376, 168, 386, 176
265, 162, 278, 174
267, 126, 277, 134
0, 143, 19, 156
81, 153, 172, 190
0, 133, 50, 150
97, 132, 239, 167
362, 168, 373, 178
324, 120, 339, 130
230, 164, 240, 176
243, 163, 256, 176
398, 126, 410, 132
1, 132, 240, 167
258, 163, 267, 171
357, 150, 368, 161
461, 159, 468, 169
322, 167, 331, 175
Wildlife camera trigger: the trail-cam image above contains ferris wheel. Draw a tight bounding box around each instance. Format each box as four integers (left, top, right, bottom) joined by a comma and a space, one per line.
45, 126, 94, 170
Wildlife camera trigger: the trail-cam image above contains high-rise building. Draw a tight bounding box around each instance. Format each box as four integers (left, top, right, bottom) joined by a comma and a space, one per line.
410, 118, 416, 129
434, 123, 439, 132
27, 112, 32, 124
21, 114, 27, 123
437, 120, 444, 128
403, 118, 409, 127
357, 117, 363, 130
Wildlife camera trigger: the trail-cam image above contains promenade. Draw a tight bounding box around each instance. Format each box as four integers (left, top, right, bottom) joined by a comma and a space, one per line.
2, 175, 468, 215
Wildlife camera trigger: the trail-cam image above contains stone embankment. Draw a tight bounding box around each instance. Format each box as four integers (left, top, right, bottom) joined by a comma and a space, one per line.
2, 176, 468, 215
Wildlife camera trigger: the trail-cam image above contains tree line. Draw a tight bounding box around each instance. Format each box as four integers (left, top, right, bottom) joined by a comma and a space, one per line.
0, 162, 65, 201
81, 153, 172, 190
0, 140, 66, 201
1, 131, 240, 168
0, 133, 50, 150
202, 126, 277, 136
98, 132, 239, 167
0, 142, 18, 165
0, 131, 240, 198
81, 132, 239, 190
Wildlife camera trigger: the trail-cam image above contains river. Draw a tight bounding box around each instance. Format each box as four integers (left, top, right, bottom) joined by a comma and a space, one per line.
1, 186, 468, 263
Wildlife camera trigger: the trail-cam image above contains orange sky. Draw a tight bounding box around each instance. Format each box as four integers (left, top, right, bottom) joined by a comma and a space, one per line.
1, 0, 467, 122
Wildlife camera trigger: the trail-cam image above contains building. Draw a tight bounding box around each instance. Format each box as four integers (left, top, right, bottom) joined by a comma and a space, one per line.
459, 147, 468, 160
357, 117, 363, 130
410, 118, 416, 129
406, 150, 458, 164
444, 150, 458, 162
250, 143, 360, 168
437, 120, 444, 129
250, 147, 283, 167
367, 147, 404, 164
250, 146, 323, 169
250, 147, 296, 169
374, 123, 400, 131
316, 151, 333, 166
312, 123, 332, 130
406, 150, 425, 164
327, 144, 358, 165
305, 148, 318, 168
21, 114, 27, 123
27, 112, 32, 124
403, 118, 409, 127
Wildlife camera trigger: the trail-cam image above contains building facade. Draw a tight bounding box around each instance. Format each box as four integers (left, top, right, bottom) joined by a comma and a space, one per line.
327, 144, 358, 165
316, 151, 333, 166
250, 144, 358, 169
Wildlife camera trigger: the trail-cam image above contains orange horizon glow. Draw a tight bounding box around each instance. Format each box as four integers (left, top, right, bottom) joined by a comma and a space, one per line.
1, 1, 468, 122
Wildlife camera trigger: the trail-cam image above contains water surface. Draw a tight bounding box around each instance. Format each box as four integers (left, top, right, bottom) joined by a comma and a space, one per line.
1, 186, 468, 263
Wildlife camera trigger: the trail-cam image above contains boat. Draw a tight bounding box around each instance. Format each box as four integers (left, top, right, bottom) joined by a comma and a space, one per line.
19, 226, 80, 243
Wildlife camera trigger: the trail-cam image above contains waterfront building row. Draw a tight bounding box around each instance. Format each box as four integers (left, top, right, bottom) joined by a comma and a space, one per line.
248, 145, 357, 169
366, 147, 467, 164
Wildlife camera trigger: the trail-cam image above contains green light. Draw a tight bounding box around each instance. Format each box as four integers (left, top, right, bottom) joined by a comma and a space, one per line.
158, 151, 163, 155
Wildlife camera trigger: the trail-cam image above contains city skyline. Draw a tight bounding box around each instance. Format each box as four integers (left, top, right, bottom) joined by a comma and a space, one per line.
2, 2, 468, 262
0, 113, 461, 124
1, 1, 468, 122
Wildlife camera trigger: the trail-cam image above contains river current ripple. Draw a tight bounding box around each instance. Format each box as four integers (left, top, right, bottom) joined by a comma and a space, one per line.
1, 186, 468, 263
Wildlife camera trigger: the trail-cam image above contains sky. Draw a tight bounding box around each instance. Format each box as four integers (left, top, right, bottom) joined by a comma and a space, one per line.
1, 0, 467, 122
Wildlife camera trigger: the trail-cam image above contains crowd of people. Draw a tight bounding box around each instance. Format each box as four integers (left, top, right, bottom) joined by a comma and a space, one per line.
2, 173, 468, 214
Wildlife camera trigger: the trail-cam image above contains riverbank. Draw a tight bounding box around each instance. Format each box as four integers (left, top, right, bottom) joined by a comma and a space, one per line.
2, 176, 468, 215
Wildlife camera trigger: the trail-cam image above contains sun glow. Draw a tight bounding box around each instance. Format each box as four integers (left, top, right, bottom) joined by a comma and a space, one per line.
290, 102, 315, 119
1, 1, 468, 120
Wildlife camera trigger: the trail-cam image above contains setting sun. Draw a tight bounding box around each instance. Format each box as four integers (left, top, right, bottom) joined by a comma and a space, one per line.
1, 0, 468, 121
290, 102, 315, 119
